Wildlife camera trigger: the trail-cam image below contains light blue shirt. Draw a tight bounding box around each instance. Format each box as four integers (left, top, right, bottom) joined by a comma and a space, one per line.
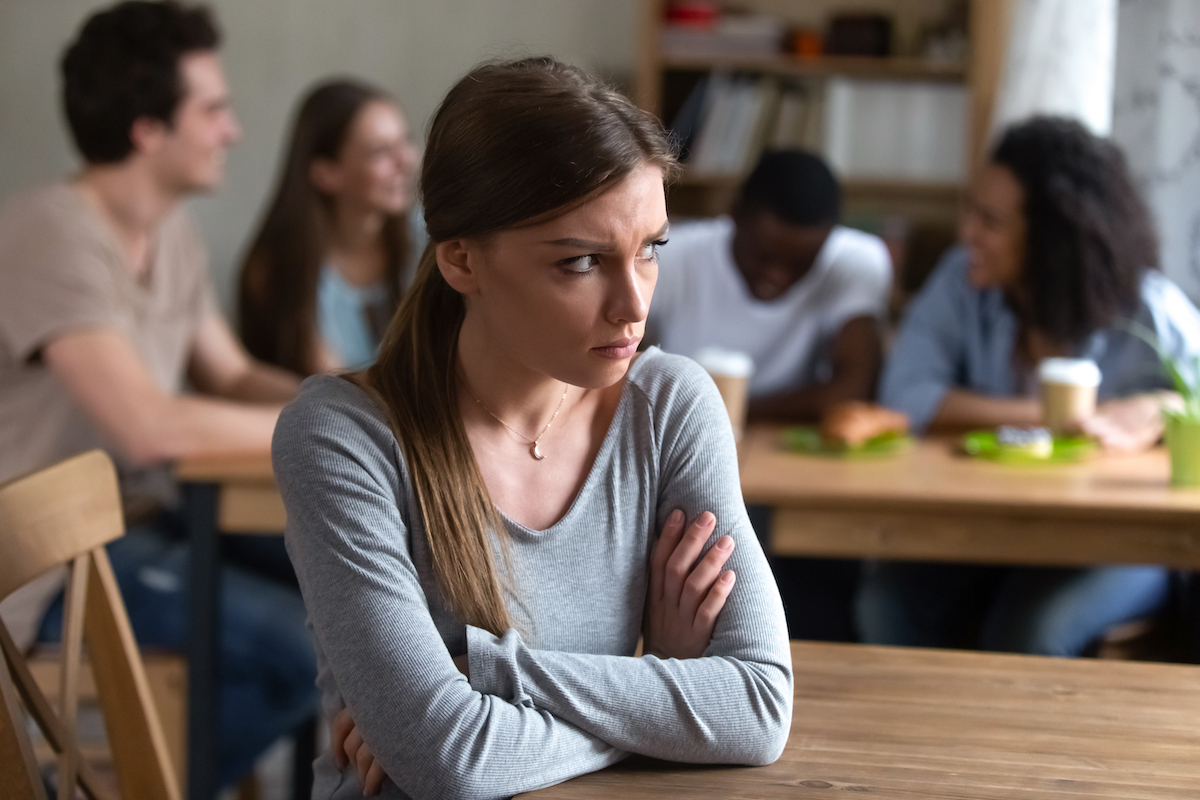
315, 209, 428, 370
881, 247, 1200, 432
316, 266, 388, 370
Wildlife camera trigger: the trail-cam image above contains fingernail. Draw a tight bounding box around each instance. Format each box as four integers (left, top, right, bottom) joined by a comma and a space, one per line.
700, 511, 716, 526
669, 509, 684, 524
721, 571, 736, 583
717, 536, 734, 551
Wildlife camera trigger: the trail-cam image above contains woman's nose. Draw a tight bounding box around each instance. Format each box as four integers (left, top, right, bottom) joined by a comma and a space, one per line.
396, 141, 418, 172
609, 262, 651, 324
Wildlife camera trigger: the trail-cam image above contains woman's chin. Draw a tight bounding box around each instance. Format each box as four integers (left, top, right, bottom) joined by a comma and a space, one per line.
569, 357, 634, 391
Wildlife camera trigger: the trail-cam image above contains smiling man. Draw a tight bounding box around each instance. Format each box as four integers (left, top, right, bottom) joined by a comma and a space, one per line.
0, 1, 315, 788
649, 149, 891, 422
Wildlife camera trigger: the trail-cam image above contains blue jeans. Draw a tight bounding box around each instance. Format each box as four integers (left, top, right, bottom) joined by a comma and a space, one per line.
38, 516, 318, 787
856, 562, 1171, 656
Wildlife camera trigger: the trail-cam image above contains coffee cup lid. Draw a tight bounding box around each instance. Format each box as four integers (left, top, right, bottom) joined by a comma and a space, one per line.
693, 346, 754, 378
1038, 358, 1101, 387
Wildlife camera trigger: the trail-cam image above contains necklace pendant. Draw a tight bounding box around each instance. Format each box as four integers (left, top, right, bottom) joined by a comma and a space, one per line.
530, 442, 545, 460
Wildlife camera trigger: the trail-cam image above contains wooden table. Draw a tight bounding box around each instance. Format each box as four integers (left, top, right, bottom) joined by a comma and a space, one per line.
518, 640, 1200, 799
175, 430, 1200, 797
739, 426, 1200, 569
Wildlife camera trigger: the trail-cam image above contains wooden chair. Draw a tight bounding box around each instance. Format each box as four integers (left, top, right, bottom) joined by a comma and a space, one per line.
0, 450, 180, 800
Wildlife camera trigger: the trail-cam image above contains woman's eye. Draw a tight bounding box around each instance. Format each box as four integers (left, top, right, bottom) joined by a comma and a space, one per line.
640, 239, 668, 261
562, 254, 600, 273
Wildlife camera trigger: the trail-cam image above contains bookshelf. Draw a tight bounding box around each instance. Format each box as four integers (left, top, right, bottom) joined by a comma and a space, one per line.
634, 0, 1014, 300
659, 53, 968, 82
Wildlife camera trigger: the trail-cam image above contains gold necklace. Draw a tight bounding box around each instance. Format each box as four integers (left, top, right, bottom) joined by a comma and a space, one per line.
464, 382, 568, 460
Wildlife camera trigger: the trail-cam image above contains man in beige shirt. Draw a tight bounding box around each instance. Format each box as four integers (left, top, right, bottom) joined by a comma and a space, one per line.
0, 1, 315, 787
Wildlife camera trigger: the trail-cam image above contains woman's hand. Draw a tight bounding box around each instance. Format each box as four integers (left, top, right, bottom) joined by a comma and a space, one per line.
1082, 391, 1181, 452
331, 659, 466, 796
333, 707, 386, 796
643, 509, 736, 659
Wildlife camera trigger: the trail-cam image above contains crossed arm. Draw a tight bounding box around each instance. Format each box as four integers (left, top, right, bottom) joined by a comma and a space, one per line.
275, 371, 793, 799
338, 509, 739, 794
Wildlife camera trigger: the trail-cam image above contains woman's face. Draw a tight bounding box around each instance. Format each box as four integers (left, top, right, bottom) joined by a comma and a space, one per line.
453, 163, 668, 389
313, 100, 418, 215
960, 163, 1027, 291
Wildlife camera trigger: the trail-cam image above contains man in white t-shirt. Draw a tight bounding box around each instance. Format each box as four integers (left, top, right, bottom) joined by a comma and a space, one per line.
650, 150, 891, 644
650, 150, 892, 421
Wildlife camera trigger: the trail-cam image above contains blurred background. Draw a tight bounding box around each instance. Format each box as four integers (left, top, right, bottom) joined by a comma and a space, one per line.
0, 0, 1196, 313
0, 0, 641, 312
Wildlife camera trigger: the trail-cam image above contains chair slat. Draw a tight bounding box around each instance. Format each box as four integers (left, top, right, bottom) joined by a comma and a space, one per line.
0, 623, 114, 799
57, 554, 89, 800
0, 451, 176, 799
0, 652, 48, 800
85, 546, 181, 800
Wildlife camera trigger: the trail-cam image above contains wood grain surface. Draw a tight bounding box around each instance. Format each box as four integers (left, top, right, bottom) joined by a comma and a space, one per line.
174, 427, 1200, 564
739, 427, 1200, 568
518, 641, 1200, 799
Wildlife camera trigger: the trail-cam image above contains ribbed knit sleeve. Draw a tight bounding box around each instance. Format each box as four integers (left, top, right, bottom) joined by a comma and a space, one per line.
275, 349, 791, 799
275, 379, 624, 800
465, 355, 792, 764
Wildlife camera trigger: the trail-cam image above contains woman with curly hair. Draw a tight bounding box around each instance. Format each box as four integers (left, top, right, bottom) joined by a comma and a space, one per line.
860, 116, 1200, 656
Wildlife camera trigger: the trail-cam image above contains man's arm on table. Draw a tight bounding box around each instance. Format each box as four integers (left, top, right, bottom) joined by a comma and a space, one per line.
187, 312, 299, 402
44, 323, 295, 466
747, 315, 882, 422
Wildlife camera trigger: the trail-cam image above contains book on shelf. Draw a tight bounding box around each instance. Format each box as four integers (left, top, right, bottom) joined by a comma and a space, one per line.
822, 77, 967, 182
767, 83, 823, 152
669, 73, 967, 185
671, 75, 826, 179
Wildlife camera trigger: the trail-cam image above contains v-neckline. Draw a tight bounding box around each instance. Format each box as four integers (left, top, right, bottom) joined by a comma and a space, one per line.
497, 350, 653, 536
68, 183, 162, 295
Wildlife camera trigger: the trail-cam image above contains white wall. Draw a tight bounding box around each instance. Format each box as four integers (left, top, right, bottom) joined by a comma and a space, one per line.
0, 0, 639, 311
1112, 0, 1200, 302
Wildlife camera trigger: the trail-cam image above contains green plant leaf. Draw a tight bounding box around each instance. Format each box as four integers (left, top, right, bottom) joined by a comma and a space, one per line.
1120, 318, 1198, 407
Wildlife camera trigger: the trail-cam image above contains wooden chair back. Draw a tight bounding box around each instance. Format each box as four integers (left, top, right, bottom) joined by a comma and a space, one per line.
0, 450, 181, 800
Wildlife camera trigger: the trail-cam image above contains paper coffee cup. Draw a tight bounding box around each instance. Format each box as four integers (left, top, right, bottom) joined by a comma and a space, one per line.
694, 347, 754, 441
1038, 358, 1101, 434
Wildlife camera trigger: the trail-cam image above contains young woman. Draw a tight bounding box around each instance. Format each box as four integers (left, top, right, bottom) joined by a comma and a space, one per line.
273, 58, 792, 798
238, 79, 422, 376
862, 116, 1200, 656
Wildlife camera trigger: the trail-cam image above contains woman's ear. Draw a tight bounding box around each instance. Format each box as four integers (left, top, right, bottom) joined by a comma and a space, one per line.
309, 158, 341, 195
436, 239, 480, 295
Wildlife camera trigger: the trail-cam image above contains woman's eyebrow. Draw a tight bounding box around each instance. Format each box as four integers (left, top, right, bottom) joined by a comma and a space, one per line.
545, 237, 617, 251
543, 222, 671, 251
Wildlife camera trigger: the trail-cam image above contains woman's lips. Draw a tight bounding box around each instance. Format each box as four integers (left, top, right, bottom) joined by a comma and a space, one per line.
592, 337, 640, 360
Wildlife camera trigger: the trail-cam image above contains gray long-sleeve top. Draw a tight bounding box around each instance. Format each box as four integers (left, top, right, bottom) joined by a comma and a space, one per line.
273, 347, 793, 800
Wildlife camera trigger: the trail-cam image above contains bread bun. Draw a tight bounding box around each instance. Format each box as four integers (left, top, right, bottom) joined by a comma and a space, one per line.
820, 401, 910, 447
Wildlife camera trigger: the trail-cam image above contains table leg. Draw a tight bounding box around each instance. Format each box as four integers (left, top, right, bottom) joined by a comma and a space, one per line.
184, 482, 220, 800
291, 713, 317, 800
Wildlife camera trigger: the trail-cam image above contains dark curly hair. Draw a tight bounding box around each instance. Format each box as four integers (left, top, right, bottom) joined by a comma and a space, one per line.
992, 116, 1158, 345
61, 1, 220, 164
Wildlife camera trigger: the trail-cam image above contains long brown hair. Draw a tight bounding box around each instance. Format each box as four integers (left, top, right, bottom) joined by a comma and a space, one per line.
362, 58, 677, 635
238, 78, 410, 376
